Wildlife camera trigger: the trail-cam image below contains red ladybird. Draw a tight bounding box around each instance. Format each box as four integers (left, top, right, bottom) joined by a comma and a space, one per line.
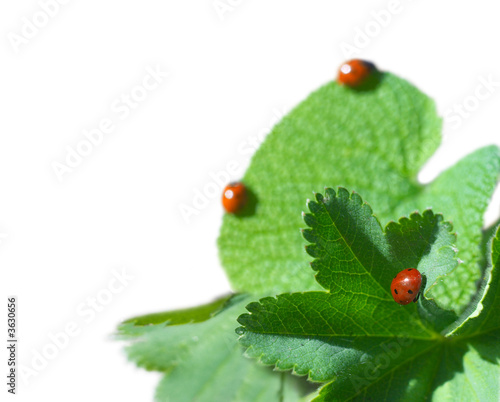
390, 268, 422, 305
222, 182, 247, 213
337, 59, 375, 87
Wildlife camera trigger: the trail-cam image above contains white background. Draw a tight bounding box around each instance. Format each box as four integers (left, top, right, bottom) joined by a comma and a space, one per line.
1, 1, 500, 401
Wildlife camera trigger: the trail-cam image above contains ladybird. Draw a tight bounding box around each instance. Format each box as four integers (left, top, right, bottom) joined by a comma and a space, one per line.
390, 268, 422, 305
222, 182, 247, 213
337, 59, 375, 87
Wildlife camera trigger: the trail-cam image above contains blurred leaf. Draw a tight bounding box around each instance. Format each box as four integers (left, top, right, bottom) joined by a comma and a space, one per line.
117, 294, 306, 402
118, 293, 233, 333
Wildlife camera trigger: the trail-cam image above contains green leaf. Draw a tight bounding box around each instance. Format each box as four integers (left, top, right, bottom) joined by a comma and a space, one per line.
218, 72, 441, 296
428, 334, 500, 402
417, 298, 458, 334
315, 330, 500, 401
218, 70, 500, 313
238, 195, 500, 401
311, 333, 500, 401
118, 294, 306, 402
238, 292, 436, 378
315, 344, 442, 402
155, 366, 308, 402
476, 219, 500, 286
303, 188, 457, 302
237, 189, 457, 391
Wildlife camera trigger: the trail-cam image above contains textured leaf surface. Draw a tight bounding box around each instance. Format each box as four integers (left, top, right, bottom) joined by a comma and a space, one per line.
218, 71, 500, 312
118, 294, 305, 402
314, 334, 500, 402
302, 188, 457, 302
315, 344, 442, 402
238, 208, 500, 401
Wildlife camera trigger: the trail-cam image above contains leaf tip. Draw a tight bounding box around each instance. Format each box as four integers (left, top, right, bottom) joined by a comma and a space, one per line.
337, 186, 349, 198
315, 192, 325, 203
324, 187, 336, 198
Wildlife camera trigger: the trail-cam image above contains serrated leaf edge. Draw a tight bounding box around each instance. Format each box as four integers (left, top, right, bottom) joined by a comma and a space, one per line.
302, 187, 458, 301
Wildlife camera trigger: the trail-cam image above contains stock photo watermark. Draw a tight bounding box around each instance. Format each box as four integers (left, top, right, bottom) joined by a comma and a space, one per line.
340, 0, 414, 59
18, 267, 134, 386
443, 74, 500, 132
51, 64, 168, 182
350, 336, 413, 392
212, 0, 244, 21
6, 297, 18, 394
178, 107, 286, 224
7, 0, 72, 53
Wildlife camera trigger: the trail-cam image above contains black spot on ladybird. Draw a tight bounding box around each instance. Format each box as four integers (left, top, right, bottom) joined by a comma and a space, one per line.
408, 290, 413, 294
407, 268, 413, 271
394, 289, 398, 294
